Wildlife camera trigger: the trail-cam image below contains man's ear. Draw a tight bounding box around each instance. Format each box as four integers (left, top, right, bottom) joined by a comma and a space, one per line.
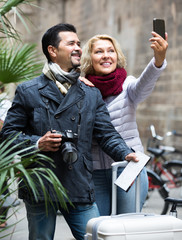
47, 45, 56, 59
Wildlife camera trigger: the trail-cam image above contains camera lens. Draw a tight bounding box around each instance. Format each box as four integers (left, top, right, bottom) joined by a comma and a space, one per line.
61, 142, 77, 164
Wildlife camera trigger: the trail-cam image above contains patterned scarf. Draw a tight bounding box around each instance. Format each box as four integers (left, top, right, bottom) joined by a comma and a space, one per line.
86, 68, 127, 99
42, 62, 80, 95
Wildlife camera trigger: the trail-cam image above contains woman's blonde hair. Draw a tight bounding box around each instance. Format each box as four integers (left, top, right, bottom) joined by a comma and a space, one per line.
81, 34, 126, 75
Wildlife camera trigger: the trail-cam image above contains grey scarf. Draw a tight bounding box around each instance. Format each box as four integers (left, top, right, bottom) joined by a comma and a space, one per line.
49, 62, 80, 85
42, 62, 80, 95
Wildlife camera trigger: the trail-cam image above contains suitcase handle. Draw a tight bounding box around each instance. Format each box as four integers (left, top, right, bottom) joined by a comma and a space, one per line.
111, 212, 154, 218
111, 161, 141, 215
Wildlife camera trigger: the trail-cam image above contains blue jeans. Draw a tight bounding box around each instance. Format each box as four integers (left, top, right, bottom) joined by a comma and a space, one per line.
93, 167, 148, 215
24, 200, 99, 240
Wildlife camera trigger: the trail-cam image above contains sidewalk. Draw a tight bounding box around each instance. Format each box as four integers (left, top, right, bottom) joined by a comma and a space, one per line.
0, 200, 75, 240
1, 198, 182, 239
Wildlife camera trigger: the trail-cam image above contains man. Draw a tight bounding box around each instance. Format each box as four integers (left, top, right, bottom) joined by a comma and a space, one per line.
0, 23, 138, 240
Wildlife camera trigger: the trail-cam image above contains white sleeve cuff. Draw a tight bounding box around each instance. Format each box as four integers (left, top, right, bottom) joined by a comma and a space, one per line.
152, 57, 167, 70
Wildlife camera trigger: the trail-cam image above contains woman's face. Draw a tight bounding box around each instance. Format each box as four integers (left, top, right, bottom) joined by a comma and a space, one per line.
91, 39, 117, 76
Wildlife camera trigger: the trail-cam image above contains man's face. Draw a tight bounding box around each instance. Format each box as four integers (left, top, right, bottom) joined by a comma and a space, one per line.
51, 31, 82, 72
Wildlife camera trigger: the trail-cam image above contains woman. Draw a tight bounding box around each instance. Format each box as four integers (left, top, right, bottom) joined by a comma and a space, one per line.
81, 31, 168, 215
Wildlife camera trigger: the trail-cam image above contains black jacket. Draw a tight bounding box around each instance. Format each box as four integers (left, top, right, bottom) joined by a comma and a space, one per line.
1, 74, 132, 203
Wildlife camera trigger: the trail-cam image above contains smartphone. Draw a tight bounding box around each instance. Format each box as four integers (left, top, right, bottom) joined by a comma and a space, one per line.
153, 18, 165, 39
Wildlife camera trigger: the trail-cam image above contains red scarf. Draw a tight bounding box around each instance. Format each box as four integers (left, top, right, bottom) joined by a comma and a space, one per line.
86, 68, 127, 99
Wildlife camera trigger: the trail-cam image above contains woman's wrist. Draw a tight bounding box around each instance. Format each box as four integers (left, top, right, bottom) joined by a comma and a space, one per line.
154, 62, 163, 68
154, 59, 164, 68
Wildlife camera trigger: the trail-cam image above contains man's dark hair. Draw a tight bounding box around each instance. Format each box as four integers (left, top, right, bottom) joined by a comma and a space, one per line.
42, 23, 77, 62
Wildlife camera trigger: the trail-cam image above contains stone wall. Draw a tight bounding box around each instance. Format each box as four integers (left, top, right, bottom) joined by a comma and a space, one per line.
14, 0, 182, 151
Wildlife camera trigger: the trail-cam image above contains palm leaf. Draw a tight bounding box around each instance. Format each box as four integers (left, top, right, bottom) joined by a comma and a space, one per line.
0, 135, 72, 210
0, 0, 38, 40
0, 40, 43, 84
0, 1, 25, 16
0, 13, 21, 40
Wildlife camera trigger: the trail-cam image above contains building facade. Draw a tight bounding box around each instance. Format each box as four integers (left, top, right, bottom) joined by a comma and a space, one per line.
13, 0, 182, 150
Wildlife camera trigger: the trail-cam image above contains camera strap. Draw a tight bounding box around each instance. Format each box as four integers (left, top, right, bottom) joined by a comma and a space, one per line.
76, 100, 82, 138
41, 96, 53, 132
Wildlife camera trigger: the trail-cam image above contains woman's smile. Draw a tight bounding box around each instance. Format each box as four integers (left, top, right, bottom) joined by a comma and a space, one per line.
91, 39, 117, 76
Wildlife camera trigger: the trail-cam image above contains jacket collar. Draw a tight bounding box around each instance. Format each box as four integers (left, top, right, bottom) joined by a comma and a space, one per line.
38, 74, 85, 114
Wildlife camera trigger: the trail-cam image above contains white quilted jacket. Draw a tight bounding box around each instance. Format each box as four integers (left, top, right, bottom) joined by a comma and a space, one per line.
92, 58, 167, 170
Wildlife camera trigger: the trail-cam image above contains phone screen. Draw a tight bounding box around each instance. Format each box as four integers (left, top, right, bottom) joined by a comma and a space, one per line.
153, 18, 165, 39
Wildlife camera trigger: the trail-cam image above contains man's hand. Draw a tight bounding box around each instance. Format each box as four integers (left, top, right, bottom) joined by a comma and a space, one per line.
79, 76, 95, 87
38, 131, 62, 152
149, 31, 168, 68
125, 152, 139, 162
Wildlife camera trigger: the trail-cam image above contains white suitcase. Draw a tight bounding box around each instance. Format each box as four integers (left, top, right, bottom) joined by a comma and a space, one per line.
85, 213, 182, 240
85, 162, 182, 240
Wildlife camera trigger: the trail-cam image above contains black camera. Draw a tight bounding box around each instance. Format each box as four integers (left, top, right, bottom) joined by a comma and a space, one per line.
54, 130, 78, 164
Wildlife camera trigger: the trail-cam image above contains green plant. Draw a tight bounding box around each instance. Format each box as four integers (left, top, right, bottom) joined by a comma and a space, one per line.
0, 40, 43, 85
0, 135, 70, 207
0, 1, 43, 88
0, 0, 35, 40
0, 135, 72, 236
